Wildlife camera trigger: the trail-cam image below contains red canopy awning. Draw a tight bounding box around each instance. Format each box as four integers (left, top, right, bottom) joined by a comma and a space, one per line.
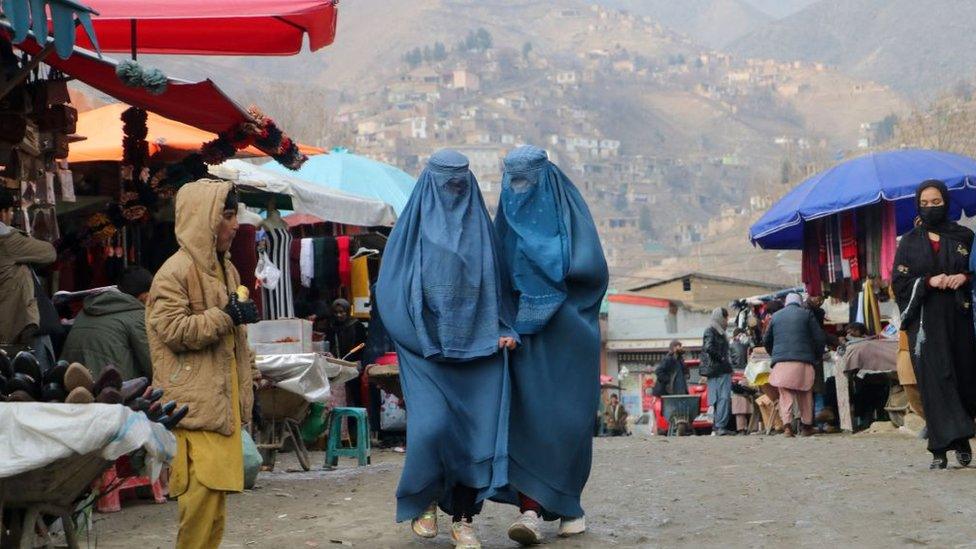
74, 0, 338, 56
15, 35, 246, 133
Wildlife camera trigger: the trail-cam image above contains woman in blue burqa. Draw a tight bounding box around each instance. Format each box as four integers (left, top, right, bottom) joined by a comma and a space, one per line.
376, 149, 517, 549
493, 145, 609, 545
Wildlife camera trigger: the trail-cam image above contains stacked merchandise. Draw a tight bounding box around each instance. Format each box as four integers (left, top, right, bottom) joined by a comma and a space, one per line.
801, 202, 897, 332
0, 350, 187, 429
0, 72, 79, 243
294, 233, 386, 318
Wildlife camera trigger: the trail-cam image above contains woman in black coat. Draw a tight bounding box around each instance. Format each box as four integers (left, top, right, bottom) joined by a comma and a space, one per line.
892, 180, 976, 469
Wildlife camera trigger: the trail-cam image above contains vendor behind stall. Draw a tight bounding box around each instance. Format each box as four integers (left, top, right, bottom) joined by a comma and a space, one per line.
0, 188, 57, 367
61, 267, 153, 379
326, 298, 369, 443
326, 298, 367, 359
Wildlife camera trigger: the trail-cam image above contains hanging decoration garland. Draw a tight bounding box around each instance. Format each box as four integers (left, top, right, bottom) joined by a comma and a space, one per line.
119, 107, 152, 223
116, 60, 168, 96
248, 106, 307, 170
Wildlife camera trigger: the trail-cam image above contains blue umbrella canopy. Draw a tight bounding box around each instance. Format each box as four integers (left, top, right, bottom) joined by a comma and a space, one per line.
749, 149, 976, 250
264, 148, 415, 215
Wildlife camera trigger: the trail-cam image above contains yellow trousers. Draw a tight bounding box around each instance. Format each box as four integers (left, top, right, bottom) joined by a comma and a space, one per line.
176, 458, 227, 549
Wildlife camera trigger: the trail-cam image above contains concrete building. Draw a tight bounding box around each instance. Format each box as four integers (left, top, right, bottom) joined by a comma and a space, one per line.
604, 293, 714, 417
629, 273, 784, 311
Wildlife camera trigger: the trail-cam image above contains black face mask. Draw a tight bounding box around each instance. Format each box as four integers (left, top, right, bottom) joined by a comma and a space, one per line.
919, 205, 947, 227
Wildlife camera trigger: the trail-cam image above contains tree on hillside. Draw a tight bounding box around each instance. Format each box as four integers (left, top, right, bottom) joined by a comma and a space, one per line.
780, 159, 791, 185
522, 41, 533, 59
423, 45, 432, 63
403, 47, 422, 68
874, 114, 898, 144
461, 28, 493, 52
476, 28, 493, 50
953, 79, 973, 102
433, 42, 447, 61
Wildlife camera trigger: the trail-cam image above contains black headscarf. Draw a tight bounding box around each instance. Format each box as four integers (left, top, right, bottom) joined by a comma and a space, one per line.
915, 179, 971, 242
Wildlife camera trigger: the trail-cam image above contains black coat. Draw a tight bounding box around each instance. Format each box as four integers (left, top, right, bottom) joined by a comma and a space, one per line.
763, 304, 825, 367
700, 327, 732, 378
653, 354, 689, 396
893, 226, 976, 453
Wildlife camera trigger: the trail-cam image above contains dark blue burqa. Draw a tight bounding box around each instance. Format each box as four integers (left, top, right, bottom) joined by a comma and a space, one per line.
494, 145, 609, 519
376, 149, 516, 522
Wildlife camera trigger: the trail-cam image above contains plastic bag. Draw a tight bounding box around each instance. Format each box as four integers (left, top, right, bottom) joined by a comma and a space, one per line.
379, 390, 407, 431
255, 250, 281, 291
242, 430, 262, 489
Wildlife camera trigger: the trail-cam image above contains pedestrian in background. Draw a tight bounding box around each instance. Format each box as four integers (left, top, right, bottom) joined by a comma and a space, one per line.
0, 187, 57, 369
764, 292, 825, 437
603, 393, 629, 436
701, 307, 734, 436
653, 340, 689, 397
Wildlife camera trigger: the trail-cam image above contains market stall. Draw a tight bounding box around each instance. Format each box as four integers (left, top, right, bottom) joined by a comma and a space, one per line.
749, 149, 976, 431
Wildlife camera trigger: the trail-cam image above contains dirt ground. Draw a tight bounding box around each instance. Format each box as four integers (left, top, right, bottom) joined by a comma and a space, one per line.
89, 429, 976, 549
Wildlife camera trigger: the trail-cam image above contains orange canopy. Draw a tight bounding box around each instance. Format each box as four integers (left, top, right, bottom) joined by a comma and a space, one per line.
68, 103, 324, 163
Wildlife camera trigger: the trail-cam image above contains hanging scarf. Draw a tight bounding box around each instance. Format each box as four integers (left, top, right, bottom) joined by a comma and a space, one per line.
802, 221, 823, 297
879, 200, 897, 282
841, 211, 860, 281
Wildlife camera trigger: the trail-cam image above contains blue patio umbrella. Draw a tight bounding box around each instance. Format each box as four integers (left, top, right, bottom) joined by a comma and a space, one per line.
749, 149, 976, 250
263, 148, 416, 215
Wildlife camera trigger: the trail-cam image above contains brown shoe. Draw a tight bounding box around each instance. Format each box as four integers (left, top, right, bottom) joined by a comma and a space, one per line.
65, 386, 95, 404
64, 363, 94, 393
7, 389, 35, 402
783, 424, 795, 438
96, 387, 124, 405
800, 424, 816, 437
93, 364, 123, 396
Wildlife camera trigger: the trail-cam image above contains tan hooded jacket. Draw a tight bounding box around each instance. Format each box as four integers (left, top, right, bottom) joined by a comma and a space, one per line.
146, 180, 255, 435
0, 223, 56, 343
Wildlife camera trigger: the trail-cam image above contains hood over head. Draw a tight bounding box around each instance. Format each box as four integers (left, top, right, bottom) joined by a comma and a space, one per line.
82, 290, 144, 316
174, 179, 234, 276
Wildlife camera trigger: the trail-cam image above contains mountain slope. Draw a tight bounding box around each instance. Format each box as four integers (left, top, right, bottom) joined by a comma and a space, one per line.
589, 0, 771, 48
740, 0, 819, 19
729, 0, 976, 97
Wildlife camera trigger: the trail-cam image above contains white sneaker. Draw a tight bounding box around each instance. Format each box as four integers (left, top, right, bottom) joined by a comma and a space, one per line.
451, 521, 481, 549
558, 516, 586, 537
507, 510, 543, 546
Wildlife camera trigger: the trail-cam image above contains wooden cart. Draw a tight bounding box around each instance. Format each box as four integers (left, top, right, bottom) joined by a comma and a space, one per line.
0, 452, 113, 548
254, 386, 312, 472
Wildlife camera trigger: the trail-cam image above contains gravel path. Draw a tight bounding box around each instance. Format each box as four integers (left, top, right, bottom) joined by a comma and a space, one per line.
90, 430, 976, 548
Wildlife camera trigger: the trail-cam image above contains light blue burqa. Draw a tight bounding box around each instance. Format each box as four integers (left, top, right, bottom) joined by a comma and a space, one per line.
376, 149, 516, 522
494, 145, 609, 519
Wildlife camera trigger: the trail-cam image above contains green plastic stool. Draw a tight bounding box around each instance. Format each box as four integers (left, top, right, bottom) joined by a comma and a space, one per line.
325, 407, 371, 467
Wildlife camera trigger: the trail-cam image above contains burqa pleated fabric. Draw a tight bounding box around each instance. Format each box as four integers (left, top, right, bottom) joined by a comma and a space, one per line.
493, 145, 609, 520
376, 149, 517, 522
893, 180, 976, 454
